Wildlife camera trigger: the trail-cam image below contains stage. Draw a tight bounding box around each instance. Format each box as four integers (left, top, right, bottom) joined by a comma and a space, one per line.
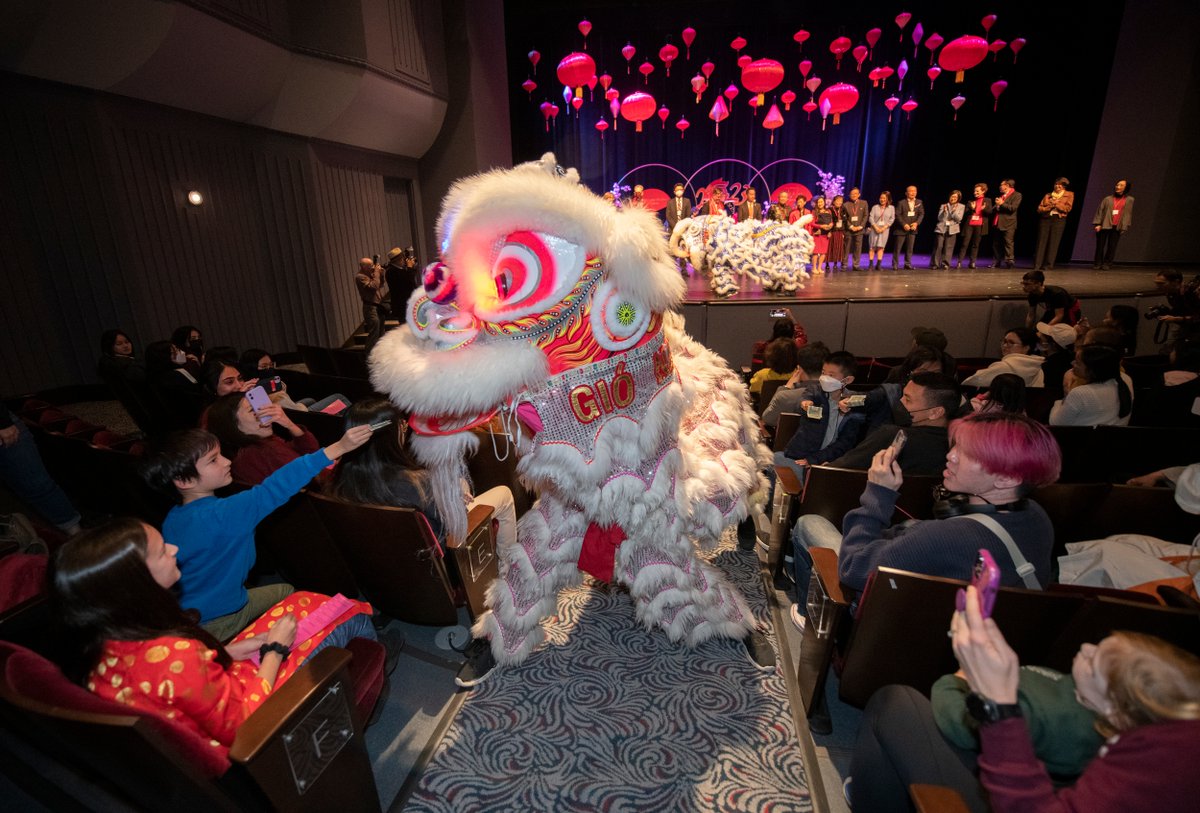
677, 259, 1187, 365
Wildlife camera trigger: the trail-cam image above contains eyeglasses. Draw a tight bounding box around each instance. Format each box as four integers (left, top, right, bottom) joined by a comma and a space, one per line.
1000, 340, 1022, 346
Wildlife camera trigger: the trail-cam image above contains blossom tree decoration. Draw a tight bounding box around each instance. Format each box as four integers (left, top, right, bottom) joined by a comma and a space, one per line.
816, 170, 846, 201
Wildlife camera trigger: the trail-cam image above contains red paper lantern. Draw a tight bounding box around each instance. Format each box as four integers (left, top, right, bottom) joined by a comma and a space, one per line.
895, 12, 912, 41
557, 52, 596, 98
950, 94, 966, 121
691, 74, 708, 102
853, 44, 869, 72
539, 101, 553, 131
748, 95, 759, 113
781, 89, 797, 110
737, 54, 753, 69
901, 98, 918, 120
802, 99, 818, 120
599, 73, 612, 92
884, 95, 900, 123
731, 36, 747, 54
658, 105, 670, 128
586, 74, 597, 101
799, 59, 812, 79
522, 78, 537, 98
528, 50, 540, 73
676, 116, 690, 139
763, 103, 784, 144
866, 27, 882, 57
989, 40, 1007, 60
869, 67, 884, 86
927, 65, 942, 89
682, 27, 696, 59
571, 96, 583, 113
793, 29, 810, 50
622, 42, 636, 73
818, 82, 859, 126
938, 35, 987, 81
830, 36, 852, 68
1010, 38, 1027, 62
982, 14, 998, 35
701, 61, 715, 79
639, 60, 655, 84
741, 58, 784, 106
876, 65, 895, 88
595, 118, 608, 139
911, 22, 924, 57
610, 98, 620, 129
924, 32, 944, 64
660, 44, 679, 76
620, 91, 655, 132
709, 97, 729, 136
724, 83, 739, 102
991, 80, 1008, 111
605, 88, 619, 102
578, 19, 591, 48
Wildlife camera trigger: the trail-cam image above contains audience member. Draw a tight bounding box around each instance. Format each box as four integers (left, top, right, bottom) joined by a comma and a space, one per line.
1023, 271, 1081, 327
205, 393, 320, 486
1153, 270, 1200, 342
385, 247, 421, 318
831, 372, 959, 475
52, 518, 378, 759
1102, 305, 1139, 356
760, 342, 830, 432
328, 398, 517, 548
145, 340, 202, 392
355, 257, 389, 352
871, 346, 957, 428
750, 338, 799, 397
1049, 345, 1133, 426
788, 411, 1059, 631
235, 349, 349, 414
1034, 322, 1076, 400
773, 352, 866, 479
971, 373, 1027, 415
202, 359, 254, 398
169, 325, 204, 374
962, 327, 1045, 388
750, 312, 808, 370
1130, 336, 1200, 428
96, 329, 145, 382
141, 424, 371, 640
0, 406, 82, 536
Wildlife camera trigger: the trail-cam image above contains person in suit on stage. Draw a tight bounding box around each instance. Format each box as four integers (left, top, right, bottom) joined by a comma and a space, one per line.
844, 187, 869, 270
868, 191, 895, 271
665, 183, 692, 231
892, 186, 924, 270
698, 187, 727, 218
737, 187, 764, 222
932, 190, 965, 269
957, 183, 993, 269
1033, 177, 1074, 271
1092, 179, 1134, 270
990, 179, 1022, 268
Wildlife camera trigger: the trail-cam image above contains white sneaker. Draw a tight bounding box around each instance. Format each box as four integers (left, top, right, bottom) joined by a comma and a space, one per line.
790, 603, 807, 633
842, 776, 853, 806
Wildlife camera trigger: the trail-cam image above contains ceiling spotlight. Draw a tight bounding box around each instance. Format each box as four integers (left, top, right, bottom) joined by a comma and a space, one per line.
186, 190, 204, 206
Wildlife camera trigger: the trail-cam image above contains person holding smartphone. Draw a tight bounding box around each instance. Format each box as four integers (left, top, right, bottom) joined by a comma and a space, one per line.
205, 391, 321, 486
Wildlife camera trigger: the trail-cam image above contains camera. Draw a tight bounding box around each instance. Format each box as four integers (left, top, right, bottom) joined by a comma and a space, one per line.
372, 253, 380, 266
1144, 304, 1171, 320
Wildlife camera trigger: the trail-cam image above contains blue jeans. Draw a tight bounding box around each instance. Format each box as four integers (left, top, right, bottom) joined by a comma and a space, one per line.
0, 415, 81, 531
790, 514, 844, 616
310, 612, 377, 659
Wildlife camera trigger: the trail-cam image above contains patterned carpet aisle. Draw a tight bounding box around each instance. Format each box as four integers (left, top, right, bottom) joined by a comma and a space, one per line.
404, 537, 812, 813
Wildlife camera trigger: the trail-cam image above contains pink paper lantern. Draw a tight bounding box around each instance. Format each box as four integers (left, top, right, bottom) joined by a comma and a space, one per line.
741, 58, 785, 106
737, 55, 753, 69
866, 27, 882, 57
924, 32, 944, 64
562, 85, 573, 109
521, 78, 537, 98
805, 76, 822, 96
876, 65, 895, 88
853, 44, 869, 72
799, 59, 812, 79
912, 22, 925, 56
622, 42, 636, 73
595, 118, 608, 139
682, 27, 696, 59
802, 99, 818, 120
609, 98, 620, 129
676, 116, 690, 139
691, 74, 708, 102
578, 19, 591, 49
901, 98, 918, 120
724, 83, 740, 102
621, 91, 656, 132
539, 101, 553, 131
991, 79, 1008, 111
658, 105, 670, 128
884, 95, 900, 122
557, 52, 596, 98
1010, 38, 1027, 62
939, 35, 988, 81
819, 97, 832, 130
989, 39, 1008, 61
793, 29, 810, 50
869, 67, 884, 87
895, 12, 912, 41
528, 50, 540, 73
927, 66, 942, 89
950, 94, 966, 121
701, 61, 715, 79
763, 103, 784, 144
639, 60, 655, 84
748, 95, 760, 113
586, 74, 597, 100
731, 36, 747, 54
830, 36, 852, 69
897, 59, 909, 91
982, 14, 998, 35
819, 82, 859, 126
709, 96, 729, 136
781, 89, 797, 110
660, 43, 679, 76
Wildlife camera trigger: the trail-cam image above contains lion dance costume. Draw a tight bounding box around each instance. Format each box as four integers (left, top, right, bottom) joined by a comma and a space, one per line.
371, 154, 772, 667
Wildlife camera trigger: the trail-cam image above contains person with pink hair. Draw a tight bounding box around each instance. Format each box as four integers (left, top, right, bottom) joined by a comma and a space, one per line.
787, 411, 1061, 633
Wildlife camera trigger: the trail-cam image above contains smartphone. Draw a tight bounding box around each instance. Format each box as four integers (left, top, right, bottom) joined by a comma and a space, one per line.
369, 419, 393, 432
769, 308, 788, 319
244, 385, 272, 425
263, 375, 284, 395
888, 429, 908, 455
957, 549, 1001, 617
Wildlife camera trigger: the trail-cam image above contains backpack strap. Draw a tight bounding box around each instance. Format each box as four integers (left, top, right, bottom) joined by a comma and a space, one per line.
959, 513, 1042, 589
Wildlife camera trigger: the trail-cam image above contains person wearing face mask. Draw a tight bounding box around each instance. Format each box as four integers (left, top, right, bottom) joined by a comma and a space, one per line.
785, 411, 1058, 634
772, 352, 866, 481
170, 325, 205, 374
145, 339, 202, 393
831, 373, 959, 475
665, 183, 694, 275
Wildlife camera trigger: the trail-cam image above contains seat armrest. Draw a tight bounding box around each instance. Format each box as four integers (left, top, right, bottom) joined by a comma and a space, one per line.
450, 505, 496, 550
910, 784, 972, 813
809, 547, 846, 606
775, 465, 804, 496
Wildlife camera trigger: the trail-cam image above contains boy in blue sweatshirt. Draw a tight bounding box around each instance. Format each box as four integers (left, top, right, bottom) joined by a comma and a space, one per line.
142, 424, 372, 640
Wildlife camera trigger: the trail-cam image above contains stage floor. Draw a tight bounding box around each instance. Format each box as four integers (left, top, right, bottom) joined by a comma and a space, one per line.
682, 257, 1180, 304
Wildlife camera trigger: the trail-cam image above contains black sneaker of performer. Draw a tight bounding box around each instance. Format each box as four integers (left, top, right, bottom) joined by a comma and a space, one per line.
455, 639, 497, 689
743, 628, 777, 671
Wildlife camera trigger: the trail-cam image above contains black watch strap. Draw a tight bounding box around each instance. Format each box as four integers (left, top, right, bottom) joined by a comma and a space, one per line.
966, 692, 1022, 725
259, 642, 291, 663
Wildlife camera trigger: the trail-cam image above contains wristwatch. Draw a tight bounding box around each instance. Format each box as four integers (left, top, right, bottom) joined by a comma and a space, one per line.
965, 692, 1022, 725
259, 642, 291, 663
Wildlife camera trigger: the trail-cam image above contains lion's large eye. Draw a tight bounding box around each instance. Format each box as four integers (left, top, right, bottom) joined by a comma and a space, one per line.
474, 230, 586, 321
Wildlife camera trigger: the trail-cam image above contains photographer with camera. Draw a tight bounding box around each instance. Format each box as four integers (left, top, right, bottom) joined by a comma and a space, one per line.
355, 255, 389, 352
384, 247, 421, 319
1151, 270, 1200, 345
